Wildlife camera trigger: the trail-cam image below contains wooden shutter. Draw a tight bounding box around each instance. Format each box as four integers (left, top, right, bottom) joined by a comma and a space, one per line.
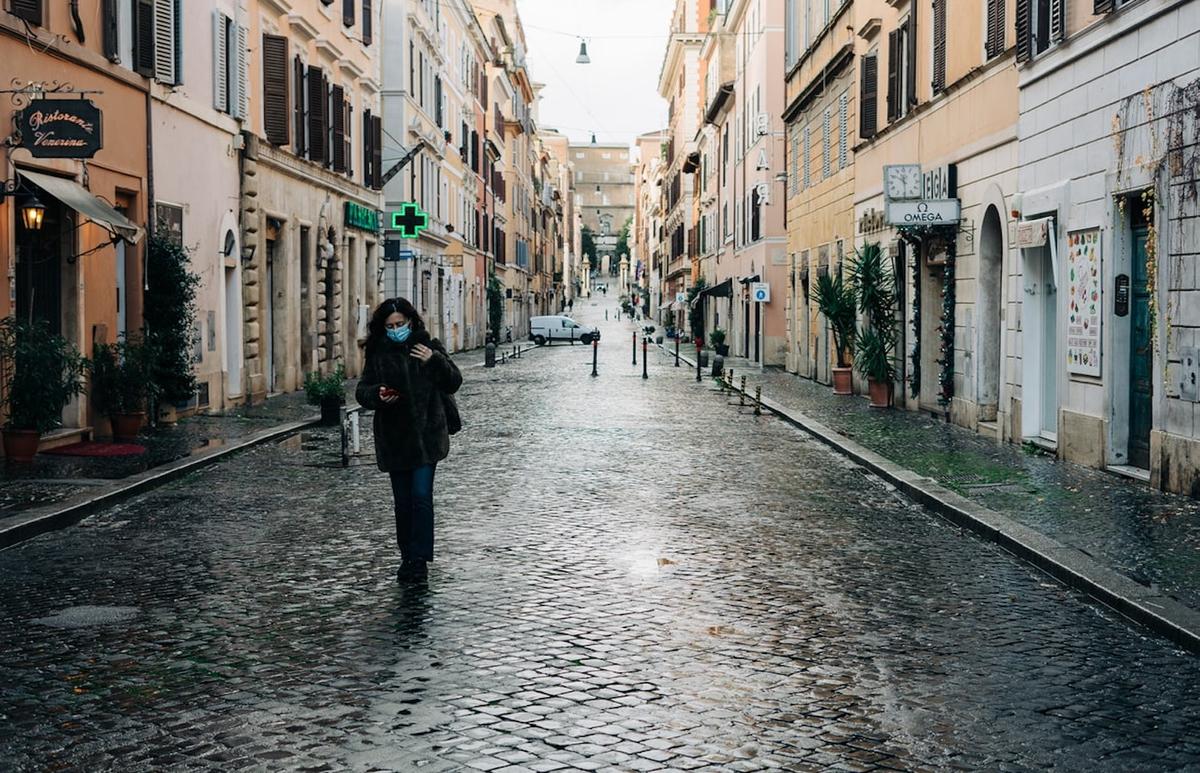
932, 0, 946, 93
1016, 0, 1032, 62
986, 0, 1004, 59
103, 0, 120, 60
905, 12, 917, 109
134, 0, 156, 77
308, 65, 327, 163
293, 56, 306, 157
886, 30, 899, 122
332, 85, 347, 172
153, 0, 177, 84
1051, 0, 1066, 43
363, 110, 374, 188
860, 53, 878, 139
263, 34, 290, 146
372, 115, 383, 188
343, 0, 354, 27
10, 0, 42, 25
213, 11, 229, 112
1094, 0, 1114, 13
362, 0, 372, 45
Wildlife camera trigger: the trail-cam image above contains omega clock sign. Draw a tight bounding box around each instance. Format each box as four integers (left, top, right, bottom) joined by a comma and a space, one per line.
17, 99, 103, 159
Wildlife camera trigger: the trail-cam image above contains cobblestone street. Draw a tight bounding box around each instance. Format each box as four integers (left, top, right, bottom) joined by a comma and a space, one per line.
2, 301, 1200, 772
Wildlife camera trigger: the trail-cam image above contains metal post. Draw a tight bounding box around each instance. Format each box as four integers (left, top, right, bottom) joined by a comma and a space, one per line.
632, 331, 637, 366
642, 338, 648, 380
606, 309, 609, 320
674, 336, 680, 367
754, 386, 762, 416
696, 348, 702, 382
719, 369, 727, 393
740, 376, 747, 406
591, 338, 599, 377
728, 369, 734, 391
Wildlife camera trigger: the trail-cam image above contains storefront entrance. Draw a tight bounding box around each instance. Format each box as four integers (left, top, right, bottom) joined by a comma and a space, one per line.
1128, 221, 1153, 468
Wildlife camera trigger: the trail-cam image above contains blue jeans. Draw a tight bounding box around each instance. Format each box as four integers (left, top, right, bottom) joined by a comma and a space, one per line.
389, 464, 436, 562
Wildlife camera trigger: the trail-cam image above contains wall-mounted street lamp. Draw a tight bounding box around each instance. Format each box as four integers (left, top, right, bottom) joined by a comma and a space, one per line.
576, 39, 591, 64
20, 194, 45, 231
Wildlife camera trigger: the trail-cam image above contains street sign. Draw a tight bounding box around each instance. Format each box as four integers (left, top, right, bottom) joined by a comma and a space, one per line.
886, 199, 961, 226
1015, 217, 1050, 249
383, 241, 415, 262
345, 201, 381, 233
390, 202, 429, 238
750, 282, 770, 303
675, 292, 687, 304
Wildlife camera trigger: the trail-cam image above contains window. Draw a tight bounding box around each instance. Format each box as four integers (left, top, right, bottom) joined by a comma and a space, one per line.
751, 187, 761, 242
343, 0, 354, 27
932, 0, 946, 93
9, 0, 41, 25
802, 125, 811, 189
362, 0, 373, 45
213, 11, 247, 117
135, 0, 183, 84
886, 15, 915, 123
1017, 0, 1065, 62
307, 64, 328, 164
332, 85, 348, 172
262, 34, 290, 145
789, 124, 799, 195
785, 0, 797, 69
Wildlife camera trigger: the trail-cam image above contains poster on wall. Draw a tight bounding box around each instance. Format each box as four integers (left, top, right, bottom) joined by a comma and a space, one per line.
1067, 228, 1102, 377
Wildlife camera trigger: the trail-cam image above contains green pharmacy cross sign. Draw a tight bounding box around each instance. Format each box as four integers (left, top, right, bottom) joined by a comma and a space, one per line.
390, 202, 429, 239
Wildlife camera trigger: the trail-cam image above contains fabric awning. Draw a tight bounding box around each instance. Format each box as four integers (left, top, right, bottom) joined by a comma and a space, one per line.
19, 169, 143, 244
704, 278, 733, 298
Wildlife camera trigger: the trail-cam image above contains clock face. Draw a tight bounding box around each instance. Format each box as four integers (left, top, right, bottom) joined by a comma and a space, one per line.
885, 165, 922, 199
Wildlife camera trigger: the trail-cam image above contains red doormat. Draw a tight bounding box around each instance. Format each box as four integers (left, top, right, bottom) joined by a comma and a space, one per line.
43, 442, 147, 458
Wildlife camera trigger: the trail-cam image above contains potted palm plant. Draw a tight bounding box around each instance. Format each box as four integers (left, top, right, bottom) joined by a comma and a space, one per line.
90, 334, 158, 442
709, 328, 729, 357
811, 271, 857, 395
304, 363, 346, 426
0, 317, 87, 462
850, 242, 898, 408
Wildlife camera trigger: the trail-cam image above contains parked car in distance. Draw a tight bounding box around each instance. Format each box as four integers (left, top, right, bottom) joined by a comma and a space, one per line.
530, 316, 600, 346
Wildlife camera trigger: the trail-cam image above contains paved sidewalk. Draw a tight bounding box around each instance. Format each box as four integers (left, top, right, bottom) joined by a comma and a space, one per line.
664, 338, 1200, 613
0, 346, 507, 527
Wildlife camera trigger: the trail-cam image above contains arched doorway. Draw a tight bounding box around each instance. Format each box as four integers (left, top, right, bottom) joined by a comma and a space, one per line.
977, 205, 1004, 422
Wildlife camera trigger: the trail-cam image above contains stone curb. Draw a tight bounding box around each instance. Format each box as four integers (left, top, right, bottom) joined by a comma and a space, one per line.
665, 346, 1200, 655
0, 418, 321, 552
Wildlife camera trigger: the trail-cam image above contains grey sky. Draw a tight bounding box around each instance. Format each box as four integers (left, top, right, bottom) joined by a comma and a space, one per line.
518, 0, 674, 150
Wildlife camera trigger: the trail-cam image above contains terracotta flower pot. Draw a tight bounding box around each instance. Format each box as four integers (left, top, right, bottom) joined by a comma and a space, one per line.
110, 412, 146, 443
868, 378, 891, 408
832, 367, 853, 395
3, 428, 41, 463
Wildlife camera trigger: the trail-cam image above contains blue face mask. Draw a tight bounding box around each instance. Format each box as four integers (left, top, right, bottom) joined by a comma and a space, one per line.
386, 325, 411, 344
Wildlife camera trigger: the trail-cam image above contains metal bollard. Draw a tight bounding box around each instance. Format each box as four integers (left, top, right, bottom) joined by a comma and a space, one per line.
740, 376, 746, 406
696, 348, 702, 383
754, 386, 762, 416
727, 369, 734, 391
632, 331, 637, 366
674, 336, 680, 367
642, 338, 648, 380
485, 342, 496, 368
591, 338, 599, 377
719, 368, 727, 392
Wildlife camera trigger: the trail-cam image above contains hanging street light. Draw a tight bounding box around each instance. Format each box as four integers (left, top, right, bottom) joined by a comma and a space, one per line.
20, 194, 45, 231
576, 39, 591, 64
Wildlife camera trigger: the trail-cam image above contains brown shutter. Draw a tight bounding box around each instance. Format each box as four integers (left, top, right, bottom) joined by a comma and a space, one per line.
343, 0, 354, 27
860, 53, 878, 139
332, 85, 347, 172
102, 0, 120, 59
372, 115, 383, 188
293, 56, 306, 157
262, 34, 290, 146
986, 0, 1004, 59
1094, 0, 1114, 13
134, 0, 156, 76
1016, 0, 1032, 62
363, 110, 373, 188
906, 11, 917, 108
10, 0, 42, 25
886, 29, 899, 122
1051, 0, 1066, 43
932, 0, 946, 93
308, 65, 326, 163
362, 0, 372, 45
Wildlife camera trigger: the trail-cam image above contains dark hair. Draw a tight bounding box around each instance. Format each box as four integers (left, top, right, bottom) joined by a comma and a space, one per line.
364, 297, 425, 354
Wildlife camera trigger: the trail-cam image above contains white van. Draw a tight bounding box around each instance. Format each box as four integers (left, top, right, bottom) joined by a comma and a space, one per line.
529, 316, 600, 346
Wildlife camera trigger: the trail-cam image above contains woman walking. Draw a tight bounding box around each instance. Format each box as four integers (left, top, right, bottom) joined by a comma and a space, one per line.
357, 298, 462, 582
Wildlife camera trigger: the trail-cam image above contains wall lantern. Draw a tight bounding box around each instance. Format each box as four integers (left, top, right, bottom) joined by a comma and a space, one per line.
20, 194, 46, 231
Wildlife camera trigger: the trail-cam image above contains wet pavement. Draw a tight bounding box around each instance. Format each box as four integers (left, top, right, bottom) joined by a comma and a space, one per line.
2, 299, 1200, 771
673, 341, 1200, 614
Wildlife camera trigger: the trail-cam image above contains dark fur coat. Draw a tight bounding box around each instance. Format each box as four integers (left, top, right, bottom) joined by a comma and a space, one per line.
355, 329, 463, 472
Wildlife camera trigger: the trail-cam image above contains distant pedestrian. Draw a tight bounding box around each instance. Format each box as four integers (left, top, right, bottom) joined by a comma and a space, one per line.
568, 298, 574, 312
357, 298, 463, 583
